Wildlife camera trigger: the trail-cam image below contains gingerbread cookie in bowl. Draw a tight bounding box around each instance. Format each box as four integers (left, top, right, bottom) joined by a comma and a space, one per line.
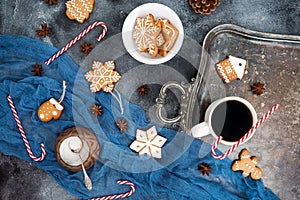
132, 13, 162, 57
132, 14, 179, 58
156, 33, 165, 48
122, 3, 184, 65
158, 19, 179, 57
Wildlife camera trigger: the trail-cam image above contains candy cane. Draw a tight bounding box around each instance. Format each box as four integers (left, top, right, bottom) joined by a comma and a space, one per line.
45, 21, 107, 65
211, 104, 279, 160
7, 96, 46, 161
90, 180, 135, 200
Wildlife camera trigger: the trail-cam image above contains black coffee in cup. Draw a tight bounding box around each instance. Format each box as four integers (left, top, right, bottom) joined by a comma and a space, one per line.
211, 100, 253, 142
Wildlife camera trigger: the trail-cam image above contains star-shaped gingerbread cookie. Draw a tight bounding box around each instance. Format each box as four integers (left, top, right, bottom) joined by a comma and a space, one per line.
231, 148, 262, 180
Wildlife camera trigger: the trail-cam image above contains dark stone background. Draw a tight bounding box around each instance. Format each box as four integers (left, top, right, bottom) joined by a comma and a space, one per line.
0, 0, 299, 199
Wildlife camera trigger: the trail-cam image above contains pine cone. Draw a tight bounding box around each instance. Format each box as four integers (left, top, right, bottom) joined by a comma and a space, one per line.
189, 0, 220, 15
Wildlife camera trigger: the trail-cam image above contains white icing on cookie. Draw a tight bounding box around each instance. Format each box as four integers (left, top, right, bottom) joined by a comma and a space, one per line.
132, 14, 161, 56
228, 56, 247, 80
66, 0, 94, 23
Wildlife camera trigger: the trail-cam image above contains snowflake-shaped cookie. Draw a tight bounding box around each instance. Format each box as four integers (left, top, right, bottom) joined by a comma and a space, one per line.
129, 126, 167, 159
84, 60, 121, 93
66, 0, 94, 23
132, 14, 161, 56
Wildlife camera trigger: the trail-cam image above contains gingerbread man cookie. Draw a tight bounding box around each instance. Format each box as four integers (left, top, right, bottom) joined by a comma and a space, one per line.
66, 0, 94, 23
38, 98, 64, 122
231, 148, 262, 180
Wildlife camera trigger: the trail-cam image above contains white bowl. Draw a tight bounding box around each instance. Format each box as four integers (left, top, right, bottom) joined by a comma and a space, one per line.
59, 136, 90, 166
122, 3, 184, 65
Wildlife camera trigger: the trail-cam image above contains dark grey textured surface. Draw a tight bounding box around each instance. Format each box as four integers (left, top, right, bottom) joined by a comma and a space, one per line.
0, 0, 299, 199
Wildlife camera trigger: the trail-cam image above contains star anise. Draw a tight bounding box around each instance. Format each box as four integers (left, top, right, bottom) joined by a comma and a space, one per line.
36, 23, 49, 37
137, 85, 149, 96
80, 41, 94, 56
116, 118, 128, 133
91, 104, 103, 116
250, 82, 265, 95
31, 63, 43, 76
198, 162, 212, 176
45, 0, 57, 5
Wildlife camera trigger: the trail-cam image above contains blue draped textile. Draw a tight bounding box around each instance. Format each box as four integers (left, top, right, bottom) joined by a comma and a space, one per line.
0, 34, 279, 199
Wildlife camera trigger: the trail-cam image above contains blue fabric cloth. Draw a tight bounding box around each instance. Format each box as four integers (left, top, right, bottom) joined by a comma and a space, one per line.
0, 34, 279, 200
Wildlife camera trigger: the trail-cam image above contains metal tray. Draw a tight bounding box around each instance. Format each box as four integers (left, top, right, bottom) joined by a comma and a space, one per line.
157, 24, 300, 199
186, 24, 300, 132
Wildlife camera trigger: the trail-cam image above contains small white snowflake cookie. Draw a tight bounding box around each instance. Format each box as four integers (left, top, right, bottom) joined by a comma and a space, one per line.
129, 126, 167, 159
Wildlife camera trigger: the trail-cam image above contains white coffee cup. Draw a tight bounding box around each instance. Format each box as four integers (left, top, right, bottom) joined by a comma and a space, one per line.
190, 96, 257, 146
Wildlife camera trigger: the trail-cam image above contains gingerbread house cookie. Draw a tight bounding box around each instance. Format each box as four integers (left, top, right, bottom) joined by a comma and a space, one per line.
215, 55, 247, 83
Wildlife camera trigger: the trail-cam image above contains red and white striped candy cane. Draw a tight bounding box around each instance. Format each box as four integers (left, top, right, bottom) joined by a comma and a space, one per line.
45, 21, 107, 65
7, 96, 46, 162
90, 180, 135, 200
211, 104, 279, 160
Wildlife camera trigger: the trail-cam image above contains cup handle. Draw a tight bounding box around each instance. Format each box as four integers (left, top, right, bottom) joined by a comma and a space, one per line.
190, 122, 211, 138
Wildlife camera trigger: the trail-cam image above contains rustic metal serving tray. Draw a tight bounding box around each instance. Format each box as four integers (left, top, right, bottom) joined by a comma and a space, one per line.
156, 24, 300, 199
157, 24, 300, 134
